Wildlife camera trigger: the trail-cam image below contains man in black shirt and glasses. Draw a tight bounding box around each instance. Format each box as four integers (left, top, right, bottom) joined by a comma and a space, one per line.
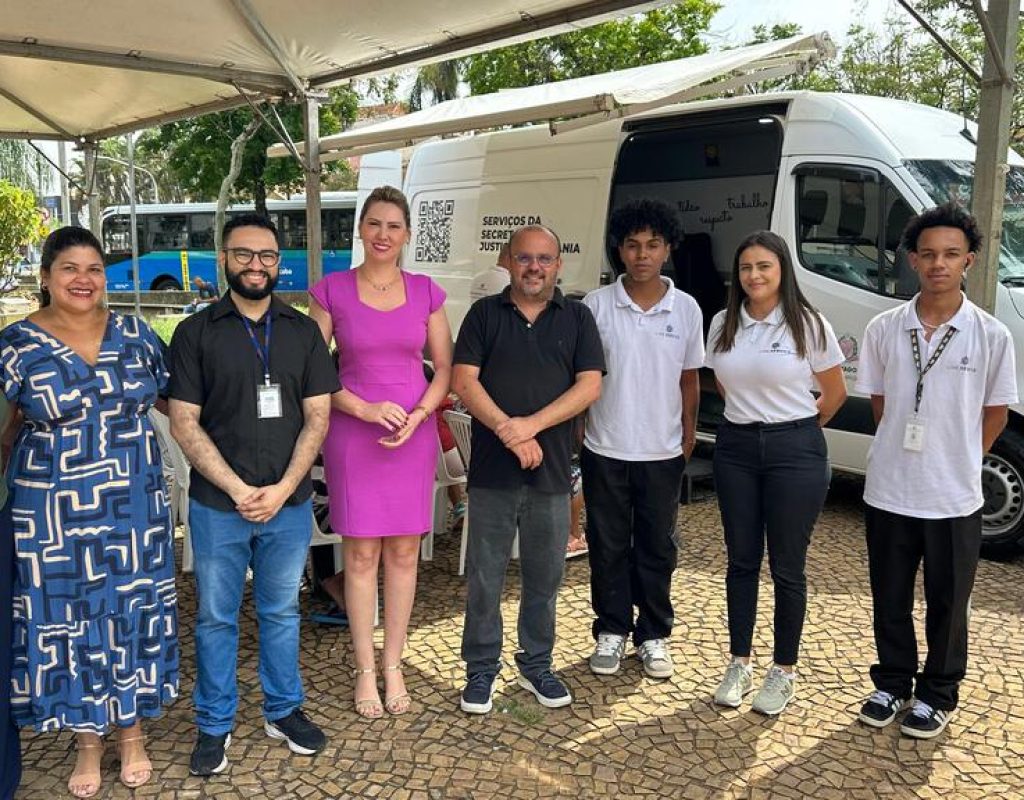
169, 214, 339, 776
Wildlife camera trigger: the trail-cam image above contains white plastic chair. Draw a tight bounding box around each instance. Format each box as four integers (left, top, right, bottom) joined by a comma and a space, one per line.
149, 409, 193, 573
444, 410, 519, 575
423, 432, 467, 561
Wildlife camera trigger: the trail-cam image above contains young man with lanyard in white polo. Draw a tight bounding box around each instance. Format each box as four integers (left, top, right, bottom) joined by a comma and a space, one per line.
581, 199, 704, 679
855, 202, 1017, 739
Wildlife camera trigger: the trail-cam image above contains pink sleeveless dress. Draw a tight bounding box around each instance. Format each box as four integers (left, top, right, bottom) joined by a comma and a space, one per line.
310, 270, 445, 537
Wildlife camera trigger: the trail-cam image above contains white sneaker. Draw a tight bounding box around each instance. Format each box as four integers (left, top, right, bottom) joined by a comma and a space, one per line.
751, 666, 796, 716
637, 638, 673, 679
589, 632, 627, 675
713, 660, 753, 707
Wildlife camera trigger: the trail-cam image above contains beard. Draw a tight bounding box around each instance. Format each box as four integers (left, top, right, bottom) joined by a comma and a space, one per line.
226, 266, 278, 300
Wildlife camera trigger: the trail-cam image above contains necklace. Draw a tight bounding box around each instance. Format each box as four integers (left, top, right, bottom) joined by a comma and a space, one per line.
363, 271, 401, 292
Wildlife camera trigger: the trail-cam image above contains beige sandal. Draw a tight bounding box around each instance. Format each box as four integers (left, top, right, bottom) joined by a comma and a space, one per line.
383, 663, 411, 715
118, 733, 152, 789
353, 667, 384, 719
68, 738, 104, 799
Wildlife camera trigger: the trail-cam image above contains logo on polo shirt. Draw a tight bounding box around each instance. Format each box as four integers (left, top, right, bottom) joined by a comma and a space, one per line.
949, 355, 977, 374
761, 340, 796, 355
655, 322, 681, 340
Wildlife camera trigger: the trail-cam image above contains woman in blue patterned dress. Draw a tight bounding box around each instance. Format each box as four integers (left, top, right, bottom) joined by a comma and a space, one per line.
0, 227, 178, 797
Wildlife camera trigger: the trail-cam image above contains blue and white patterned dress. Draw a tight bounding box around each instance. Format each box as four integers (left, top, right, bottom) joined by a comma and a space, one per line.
0, 312, 178, 733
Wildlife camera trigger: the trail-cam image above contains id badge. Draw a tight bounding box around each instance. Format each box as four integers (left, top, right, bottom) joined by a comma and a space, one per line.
258, 383, 283, 419
903, 414, 926, 452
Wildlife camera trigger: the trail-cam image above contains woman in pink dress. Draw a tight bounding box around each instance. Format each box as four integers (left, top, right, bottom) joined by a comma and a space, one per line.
309, 186, 452, 718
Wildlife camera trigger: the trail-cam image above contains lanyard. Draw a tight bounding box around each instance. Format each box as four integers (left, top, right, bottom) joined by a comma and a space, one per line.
240, 312, 272, 385
909, 326, 956, 414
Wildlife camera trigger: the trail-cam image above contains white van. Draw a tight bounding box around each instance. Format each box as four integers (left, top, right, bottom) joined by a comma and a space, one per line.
395, 91, 1024, 555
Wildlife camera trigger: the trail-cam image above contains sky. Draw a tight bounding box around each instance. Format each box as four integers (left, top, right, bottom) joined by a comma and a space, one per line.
708, 0, 897, 45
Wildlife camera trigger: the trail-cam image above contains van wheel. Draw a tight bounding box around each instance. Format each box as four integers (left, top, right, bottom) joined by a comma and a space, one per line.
981, 428, 1024, 558
152, 277, 182, 291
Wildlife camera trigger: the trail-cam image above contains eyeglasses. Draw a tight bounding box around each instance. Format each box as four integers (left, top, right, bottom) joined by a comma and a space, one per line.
513, 253, 558, 268
223, 247, 281, 267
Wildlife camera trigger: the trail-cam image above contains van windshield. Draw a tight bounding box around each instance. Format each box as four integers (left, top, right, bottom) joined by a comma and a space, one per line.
904, 159, 1024, 284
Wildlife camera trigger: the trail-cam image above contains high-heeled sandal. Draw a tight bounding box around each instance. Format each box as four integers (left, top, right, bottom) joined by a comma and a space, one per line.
117, 733, 153, 789
68, 739, 104, 799
383, 662, 411, 715
352, 667, 384, 719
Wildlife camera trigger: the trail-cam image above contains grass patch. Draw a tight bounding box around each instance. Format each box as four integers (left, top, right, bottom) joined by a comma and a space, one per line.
493, 696, 545, 726
150, 314, 187, 344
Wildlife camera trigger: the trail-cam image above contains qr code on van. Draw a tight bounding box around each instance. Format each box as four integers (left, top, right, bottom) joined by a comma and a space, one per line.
415, 199, 455, 263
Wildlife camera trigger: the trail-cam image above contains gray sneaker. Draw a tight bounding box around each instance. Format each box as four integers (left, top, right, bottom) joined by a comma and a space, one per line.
751, 666, 796, 716
636, 638, 673, 679
589, 632, 627, 675
713, 660, 753, 707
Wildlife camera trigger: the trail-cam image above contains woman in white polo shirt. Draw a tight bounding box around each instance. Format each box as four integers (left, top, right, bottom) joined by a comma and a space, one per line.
705, 230, 847, 716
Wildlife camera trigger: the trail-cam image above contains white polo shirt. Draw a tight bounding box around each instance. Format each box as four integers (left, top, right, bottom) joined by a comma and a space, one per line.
469, 266, 510, 302
704, 305, 844, 424
856, 294, 1018, 518
582, 276, 704, 461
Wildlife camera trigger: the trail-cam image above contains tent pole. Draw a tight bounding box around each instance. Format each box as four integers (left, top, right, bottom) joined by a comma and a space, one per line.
127, 133, 142, 317
967, 0, 1020, 314
303, 94, 323, 288
82, 142, 101, 237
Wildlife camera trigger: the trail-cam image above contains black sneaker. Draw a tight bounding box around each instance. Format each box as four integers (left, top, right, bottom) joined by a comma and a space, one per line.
265, 708, 327, 755
517, 670, 572, 709
900, 701, 953, 739
858, 690, 912, 728
189, 731, 231, 776
460, 672, 497, 714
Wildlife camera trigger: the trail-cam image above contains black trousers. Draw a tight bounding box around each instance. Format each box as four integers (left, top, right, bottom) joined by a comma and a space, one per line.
1, 502, 19, 800
864, 505, 981, 711
713, 417, 830, 666
580, 446, 685, 646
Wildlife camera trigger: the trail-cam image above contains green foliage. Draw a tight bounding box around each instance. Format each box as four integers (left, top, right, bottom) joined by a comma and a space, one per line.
0, 181, 47, 285
793, 3, 1024, 144
140, 88, 359, 210
408, 62, 459, 111
458, 1, 721, 94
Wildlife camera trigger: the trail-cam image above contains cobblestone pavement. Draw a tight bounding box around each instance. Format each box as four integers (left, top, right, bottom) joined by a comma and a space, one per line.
14, 477, 1024, 799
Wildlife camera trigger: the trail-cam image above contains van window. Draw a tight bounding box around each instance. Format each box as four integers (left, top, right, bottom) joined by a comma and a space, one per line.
795, 165, 915, 298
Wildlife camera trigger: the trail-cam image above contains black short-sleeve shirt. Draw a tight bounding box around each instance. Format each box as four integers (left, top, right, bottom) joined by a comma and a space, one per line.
453, 287, 605, 492
168, 293, 340, 511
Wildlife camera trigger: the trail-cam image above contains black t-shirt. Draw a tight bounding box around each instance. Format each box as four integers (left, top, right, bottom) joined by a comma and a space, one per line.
167, 293, 340, 511
453, 288, 605, 493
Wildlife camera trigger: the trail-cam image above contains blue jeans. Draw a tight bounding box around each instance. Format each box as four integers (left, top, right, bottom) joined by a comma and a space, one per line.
461, 486, 569, 679
190, 498, 312, 735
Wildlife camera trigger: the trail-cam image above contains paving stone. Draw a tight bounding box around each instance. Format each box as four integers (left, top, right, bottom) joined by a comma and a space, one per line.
12, 477, 1024, 798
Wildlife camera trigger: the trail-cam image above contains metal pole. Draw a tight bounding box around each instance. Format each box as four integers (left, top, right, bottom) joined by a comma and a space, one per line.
967, 0, 1020, 314
82, 142, 101, 236
127, 134, 142, 317
58, 141, 71, 225
303, 93, 324, 287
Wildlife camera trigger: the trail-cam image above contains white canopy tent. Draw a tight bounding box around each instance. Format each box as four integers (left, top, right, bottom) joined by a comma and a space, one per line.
269, 33, 836, 162
0, 0, 669, 288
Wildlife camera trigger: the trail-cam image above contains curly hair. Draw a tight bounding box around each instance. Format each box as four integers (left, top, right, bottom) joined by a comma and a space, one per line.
607, 199, 683, 248
901, 201, 982, 253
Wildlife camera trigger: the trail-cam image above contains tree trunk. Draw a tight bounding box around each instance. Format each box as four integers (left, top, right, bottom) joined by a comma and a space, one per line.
254, 179, 268, 219
214, 114, 262, 294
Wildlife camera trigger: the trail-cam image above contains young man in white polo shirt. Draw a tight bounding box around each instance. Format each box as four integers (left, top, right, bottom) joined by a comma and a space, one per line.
581, 199, 704, 678
855, 202, 1017, 739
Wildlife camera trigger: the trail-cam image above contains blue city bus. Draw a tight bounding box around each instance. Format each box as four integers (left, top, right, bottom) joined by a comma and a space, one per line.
100, 192, 357, 291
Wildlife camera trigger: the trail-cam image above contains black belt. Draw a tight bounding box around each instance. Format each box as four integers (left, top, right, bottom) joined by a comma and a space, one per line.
723, 415, 819, 432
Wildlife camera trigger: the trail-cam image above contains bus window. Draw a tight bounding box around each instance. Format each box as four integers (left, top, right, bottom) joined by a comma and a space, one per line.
103, 215, 132, 255
189, 213, 215, 249
322, 209, 354, 250
147, 215, 188, 251
278, 211, 307, 249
